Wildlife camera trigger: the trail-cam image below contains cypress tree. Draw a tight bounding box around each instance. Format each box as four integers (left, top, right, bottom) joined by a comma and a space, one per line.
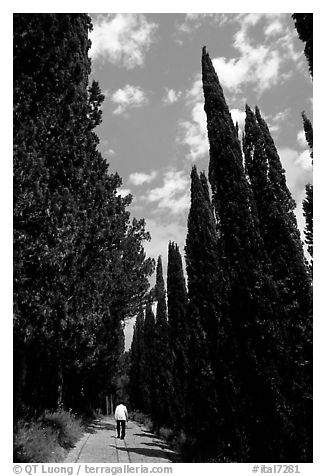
167, 242, 188, 428
243, 106, 312, 459
143, 302, 156, 415
129, 310, 146, 412
292, 14, 313, 77
244, 106, 311, 320
202, 46, 293, 461
153, 257, 173, 427
185, 167, 246, 460
302, 112, 313, 261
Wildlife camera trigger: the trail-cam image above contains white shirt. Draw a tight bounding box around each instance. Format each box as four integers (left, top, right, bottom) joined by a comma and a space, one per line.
115, 404, 128, 421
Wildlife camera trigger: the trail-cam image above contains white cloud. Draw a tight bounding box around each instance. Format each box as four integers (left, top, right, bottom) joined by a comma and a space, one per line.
143, 217, 187, 264
179, 77, 208, 161
162, 88, 182, 105
265, 20, 283, 37
212, 56, 250, 92
180, 103, 208, 161
111, 85, 148, 115
211, 13, 301, 95
230, 108, 246, 129
89, 14, 157, 69
117, 188, 132, 198
279, 147, 313, 204
129, 171, 158, 186
297, 130, 307, 148
144, 169, 190, 215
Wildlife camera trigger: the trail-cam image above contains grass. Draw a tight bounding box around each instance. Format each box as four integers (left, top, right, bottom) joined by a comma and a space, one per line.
14, 408, 85, 463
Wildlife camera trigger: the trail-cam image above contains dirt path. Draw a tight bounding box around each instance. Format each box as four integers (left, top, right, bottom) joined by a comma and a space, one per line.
64, 417, 179, 463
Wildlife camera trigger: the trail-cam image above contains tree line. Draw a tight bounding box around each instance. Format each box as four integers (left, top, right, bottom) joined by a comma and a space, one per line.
13, 13, 154, 419
128, 37, 313, 462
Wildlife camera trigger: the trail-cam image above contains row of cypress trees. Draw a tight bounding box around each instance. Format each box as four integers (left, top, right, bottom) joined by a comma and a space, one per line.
128, 47, 312, 462
14, 14, 154, 419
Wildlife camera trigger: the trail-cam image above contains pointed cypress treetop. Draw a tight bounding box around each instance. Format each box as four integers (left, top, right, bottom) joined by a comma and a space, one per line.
202, 48, 267, 271
167, 241, 187, 329
155, 255, 167, 325
255, 106, 296, 212
185, 166, 223, 329
244, 105, 269, 193
202, 47, 240, 157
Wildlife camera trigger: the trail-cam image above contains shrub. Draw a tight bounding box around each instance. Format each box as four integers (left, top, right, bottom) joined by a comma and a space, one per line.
43, 409, 83, 449
14, 409, 84, 463
14, 420, 65, 463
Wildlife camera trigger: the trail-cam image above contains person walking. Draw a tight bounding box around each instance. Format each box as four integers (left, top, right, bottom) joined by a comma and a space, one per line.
114, 401, 128, 440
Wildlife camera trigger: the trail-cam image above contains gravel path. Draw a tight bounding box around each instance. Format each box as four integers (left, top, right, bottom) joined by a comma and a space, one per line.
64, 417, 178, 463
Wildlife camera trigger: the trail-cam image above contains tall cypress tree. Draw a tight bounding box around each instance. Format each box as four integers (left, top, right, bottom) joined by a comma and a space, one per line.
244, 106, 311, 320
243, 106, 312, 459
167, 242, 188, 428
202, 47, 295, 461
152, 256, 173, 427
302, 112, 313, 261
129, 310, 146, 412
143, 301, 156, 415
185, 167, 246, 460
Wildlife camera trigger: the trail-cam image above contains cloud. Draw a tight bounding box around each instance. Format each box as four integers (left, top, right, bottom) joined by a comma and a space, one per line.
211, 14, 302, 95
111, 85, 148, 115
178, 78, 209, 161
129, 171, 158, 186
265, 20, 283, 37
143, 169, 190, 215
117, 188, 132, 198
89, 14, 157, 69
297, 130, 307, 149
176, 13, 231, 39
279, 147, 313, 204
162, 88, 182, 105
264, 109, 290, 134
230, 108, 246, 129
142, 217, 187, 265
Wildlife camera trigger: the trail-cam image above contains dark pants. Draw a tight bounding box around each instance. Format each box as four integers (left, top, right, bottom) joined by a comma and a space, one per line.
117, 420, 126, 439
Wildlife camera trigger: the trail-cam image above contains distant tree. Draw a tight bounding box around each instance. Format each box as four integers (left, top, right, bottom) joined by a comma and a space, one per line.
129, 310, 146, 411
202, 46, 298, 461
143, 302, 157, 415
167, 242, 188, 428
292, 13, 313, 77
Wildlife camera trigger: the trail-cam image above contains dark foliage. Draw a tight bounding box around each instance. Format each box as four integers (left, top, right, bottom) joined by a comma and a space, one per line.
292, 13, 313, 77
13, 13, 154, 419
167, 242, 188, 427
201, 47, 311, 461
301, 112, 313, 261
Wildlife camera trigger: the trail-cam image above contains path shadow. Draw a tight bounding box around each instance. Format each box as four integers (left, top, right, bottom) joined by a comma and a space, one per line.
133, 432, 156, 438
141, 441, 170, 450
86, 419, 116, 434
117, 446, 172, 461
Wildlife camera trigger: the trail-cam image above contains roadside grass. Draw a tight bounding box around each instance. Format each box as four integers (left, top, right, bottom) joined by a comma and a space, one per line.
14, 409, 84, 463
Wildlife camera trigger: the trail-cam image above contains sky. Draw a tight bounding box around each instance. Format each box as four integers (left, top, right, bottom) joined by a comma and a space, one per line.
87, 13, 313, 349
